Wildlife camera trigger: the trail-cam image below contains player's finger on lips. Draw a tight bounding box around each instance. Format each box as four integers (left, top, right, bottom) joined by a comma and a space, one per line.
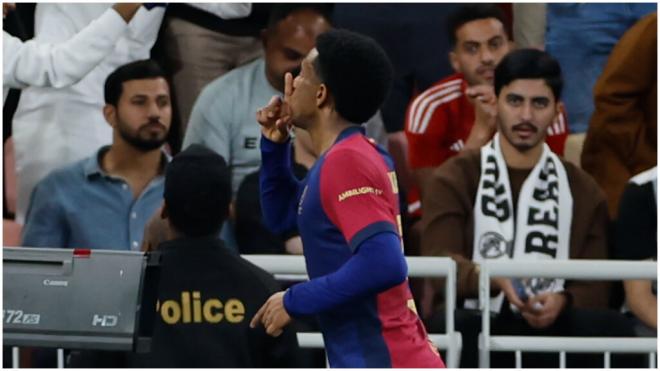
284, 73, 293, 99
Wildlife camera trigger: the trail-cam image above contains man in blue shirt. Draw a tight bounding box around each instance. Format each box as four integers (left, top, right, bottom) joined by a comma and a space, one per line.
250, 29, 445, 368
22, 59, 171, 251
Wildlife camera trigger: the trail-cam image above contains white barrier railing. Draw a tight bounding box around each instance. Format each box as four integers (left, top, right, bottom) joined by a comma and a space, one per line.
243, 255, 463, 368
478, 260, 658, 368
9, 254, 461, 368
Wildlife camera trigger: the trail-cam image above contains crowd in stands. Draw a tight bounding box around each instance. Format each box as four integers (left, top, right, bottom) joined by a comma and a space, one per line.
2, 2, 656, 368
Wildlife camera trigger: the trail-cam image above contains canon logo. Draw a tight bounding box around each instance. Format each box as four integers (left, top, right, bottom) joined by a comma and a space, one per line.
43, 279, 68, 287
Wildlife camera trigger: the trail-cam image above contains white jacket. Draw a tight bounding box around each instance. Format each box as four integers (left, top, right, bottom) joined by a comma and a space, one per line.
3, 7, 130, 100
11, 4, 164, 224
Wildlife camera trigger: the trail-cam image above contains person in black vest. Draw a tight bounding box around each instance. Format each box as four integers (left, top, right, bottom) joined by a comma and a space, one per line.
124, 143, 300, 367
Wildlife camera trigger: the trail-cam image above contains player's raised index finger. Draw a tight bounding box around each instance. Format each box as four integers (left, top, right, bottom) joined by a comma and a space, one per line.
284, 72, 293, 100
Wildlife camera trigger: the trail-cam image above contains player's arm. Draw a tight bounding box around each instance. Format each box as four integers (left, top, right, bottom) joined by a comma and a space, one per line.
259, 136, 301, 234
249, 233, 406, 337
285, 231, 406, 316
257, 75, 301, 234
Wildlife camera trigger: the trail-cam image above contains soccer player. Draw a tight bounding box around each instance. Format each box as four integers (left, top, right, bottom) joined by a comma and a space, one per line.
249, 29, 445, 368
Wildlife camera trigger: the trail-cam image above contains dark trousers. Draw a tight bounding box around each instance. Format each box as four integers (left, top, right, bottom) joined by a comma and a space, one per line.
427, 306, 644, 368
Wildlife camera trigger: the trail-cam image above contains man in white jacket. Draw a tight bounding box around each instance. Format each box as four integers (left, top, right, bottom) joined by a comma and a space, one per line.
10, 3, 165, 224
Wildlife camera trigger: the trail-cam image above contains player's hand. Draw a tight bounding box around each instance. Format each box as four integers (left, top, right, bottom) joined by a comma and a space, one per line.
492, 277, 525, 310
256, 72, 294, 143
249, 291, 292, 337
521, 292, 567, 329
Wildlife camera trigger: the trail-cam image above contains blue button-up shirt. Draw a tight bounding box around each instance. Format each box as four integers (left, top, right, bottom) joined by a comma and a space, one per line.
22, 146, 168, 251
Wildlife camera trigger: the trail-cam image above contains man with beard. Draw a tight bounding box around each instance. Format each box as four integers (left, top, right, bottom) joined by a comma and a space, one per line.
22, 59, 171, 251
421, 49, 636, 367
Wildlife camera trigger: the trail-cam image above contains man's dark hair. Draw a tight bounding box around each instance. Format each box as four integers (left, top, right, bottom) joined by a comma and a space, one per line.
104, 59, 167, 106
494, 48, 563, 100
266, 3, 333, 30
163, 144, 231, 237
314, 29, 393, 124
447, 4, 508, 47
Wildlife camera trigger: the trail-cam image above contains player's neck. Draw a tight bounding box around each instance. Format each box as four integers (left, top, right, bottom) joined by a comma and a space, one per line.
308, 113, 352, 157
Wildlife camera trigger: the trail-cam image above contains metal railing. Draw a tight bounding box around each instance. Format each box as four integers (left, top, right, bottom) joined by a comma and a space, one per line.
243, 255, 463, 368
478, 260, 658, 368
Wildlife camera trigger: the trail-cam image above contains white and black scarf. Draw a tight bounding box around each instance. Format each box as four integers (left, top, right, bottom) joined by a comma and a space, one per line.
464, 134, 572, 313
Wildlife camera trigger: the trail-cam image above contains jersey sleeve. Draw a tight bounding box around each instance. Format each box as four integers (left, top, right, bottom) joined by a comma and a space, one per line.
404, 99, 451, 169
319, 148, 399, 251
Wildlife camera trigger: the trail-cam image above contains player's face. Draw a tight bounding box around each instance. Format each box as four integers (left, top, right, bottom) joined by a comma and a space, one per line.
110, 78, 171, 151
288, 49, 322, 129
263, 10, 330, 93
496, 79, 559, 153
450, 18, 510, 86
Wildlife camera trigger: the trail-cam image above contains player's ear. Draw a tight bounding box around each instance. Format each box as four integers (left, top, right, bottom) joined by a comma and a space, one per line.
316, 84, 328, 108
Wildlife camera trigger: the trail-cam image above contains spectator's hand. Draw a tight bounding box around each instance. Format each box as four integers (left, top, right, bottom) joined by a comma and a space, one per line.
256, 72, 293, 143
521, 292, 567, 329
465, 85, 497, 148
492, 277, 525, 310
112, 3, 142, 23
250, 291, 292, 337
467, 84, 498, 129
3, 3, 15, 18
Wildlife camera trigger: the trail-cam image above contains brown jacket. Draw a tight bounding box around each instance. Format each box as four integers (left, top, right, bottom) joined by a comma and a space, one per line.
421, 149, 610, 309
581, 13, 657, 217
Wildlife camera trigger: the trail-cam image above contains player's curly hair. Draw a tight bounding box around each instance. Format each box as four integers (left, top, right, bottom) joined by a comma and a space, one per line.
314, 29, 394, 124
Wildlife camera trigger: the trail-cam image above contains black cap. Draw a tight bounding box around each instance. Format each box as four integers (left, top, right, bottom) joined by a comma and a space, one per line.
164, 144, 231, 237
